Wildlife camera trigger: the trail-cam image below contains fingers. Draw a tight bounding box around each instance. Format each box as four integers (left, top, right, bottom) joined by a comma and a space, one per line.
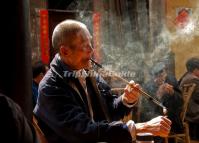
123, 89, 139, 103
156, 125, 170, 137
165, 84, 173, 91
158, 116, 171, 137
124, 91, 136, 101
123, 80, 140, 103
125, 80, 140, 93
162, 116, 172, 126
146, 116, 171, 137
124, 85, 140, 95
159, 83, 174, 95
155, 116, 171, 128
158, 117, 171, 137
125, 80, 135, 92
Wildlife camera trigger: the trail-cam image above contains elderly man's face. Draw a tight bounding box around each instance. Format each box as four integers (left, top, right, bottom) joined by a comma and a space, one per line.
62, 29, 93, 70
154, 69, 167, 85
193, 68, 199, 78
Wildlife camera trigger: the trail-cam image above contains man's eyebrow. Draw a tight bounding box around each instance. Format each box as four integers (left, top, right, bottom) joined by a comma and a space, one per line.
155, 69, 164, 76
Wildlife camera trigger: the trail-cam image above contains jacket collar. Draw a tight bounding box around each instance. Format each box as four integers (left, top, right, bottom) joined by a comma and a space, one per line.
50, 54, 111, 121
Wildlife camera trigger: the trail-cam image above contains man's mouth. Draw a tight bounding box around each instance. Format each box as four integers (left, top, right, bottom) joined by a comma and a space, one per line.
84, 57, 91, 61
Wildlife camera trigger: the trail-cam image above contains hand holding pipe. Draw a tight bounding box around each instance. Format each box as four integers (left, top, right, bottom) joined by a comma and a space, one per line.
90, 58, 167, 115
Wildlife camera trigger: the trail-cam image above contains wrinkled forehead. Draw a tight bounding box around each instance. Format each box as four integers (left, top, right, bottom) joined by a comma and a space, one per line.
68, 29, 92, 48
154, 69, 167, 78
79, 28, 92, 40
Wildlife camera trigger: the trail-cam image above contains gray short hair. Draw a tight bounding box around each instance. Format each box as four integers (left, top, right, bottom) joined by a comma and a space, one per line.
52, 20, 88, 51
186, 57, 199, 72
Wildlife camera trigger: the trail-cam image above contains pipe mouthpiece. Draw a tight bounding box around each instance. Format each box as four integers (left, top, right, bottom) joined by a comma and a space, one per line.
90, 58, 103, 68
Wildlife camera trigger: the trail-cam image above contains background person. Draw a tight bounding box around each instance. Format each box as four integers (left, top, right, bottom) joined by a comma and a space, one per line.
179, 57, 199, 140
32, 61, 49, 107
139, 62, 183, 142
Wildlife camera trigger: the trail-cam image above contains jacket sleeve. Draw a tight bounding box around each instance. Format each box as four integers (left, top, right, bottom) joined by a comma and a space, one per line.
161, 77, 184, 132
162, 75, 183, 114
185, 78, 199, 123
191, 78, 199, 103
35, 83, 132, 143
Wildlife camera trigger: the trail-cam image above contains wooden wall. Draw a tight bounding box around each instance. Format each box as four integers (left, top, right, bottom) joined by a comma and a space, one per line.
166, 0, 199, 79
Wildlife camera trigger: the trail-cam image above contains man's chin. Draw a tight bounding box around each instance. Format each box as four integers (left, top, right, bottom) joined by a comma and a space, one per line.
84, 62, 92, 70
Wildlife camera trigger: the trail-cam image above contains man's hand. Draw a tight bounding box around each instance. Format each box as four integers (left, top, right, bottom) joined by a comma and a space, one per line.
135, 116, 171, 137
157, 83, 174, 99
163, 83, 174, 95
122, 80, 141, 104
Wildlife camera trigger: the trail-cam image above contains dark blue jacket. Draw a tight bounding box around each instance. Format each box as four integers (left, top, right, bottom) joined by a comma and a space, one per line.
34, 54, 132, 143
32, 81, 38, 107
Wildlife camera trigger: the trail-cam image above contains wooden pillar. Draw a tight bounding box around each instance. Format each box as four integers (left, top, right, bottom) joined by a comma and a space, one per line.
149, 0, 166, 50
0, 0, 32, 120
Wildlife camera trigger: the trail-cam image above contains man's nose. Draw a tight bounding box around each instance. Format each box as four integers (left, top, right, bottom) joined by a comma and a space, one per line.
87, 45, 93, 53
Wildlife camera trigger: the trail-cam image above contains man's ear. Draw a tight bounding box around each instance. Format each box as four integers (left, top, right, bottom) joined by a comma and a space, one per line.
60, 45, 70, 56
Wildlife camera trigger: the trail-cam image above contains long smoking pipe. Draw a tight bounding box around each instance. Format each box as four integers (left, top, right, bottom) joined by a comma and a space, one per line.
90, 58, 167, 115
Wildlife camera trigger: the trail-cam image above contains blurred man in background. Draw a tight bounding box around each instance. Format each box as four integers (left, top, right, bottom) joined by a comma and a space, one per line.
139, 62, 183, 142
179, 57, 199, 140
32, 61, 48, 107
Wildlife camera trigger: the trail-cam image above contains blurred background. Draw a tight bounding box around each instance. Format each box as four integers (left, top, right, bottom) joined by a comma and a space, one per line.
1, 0, 199, 135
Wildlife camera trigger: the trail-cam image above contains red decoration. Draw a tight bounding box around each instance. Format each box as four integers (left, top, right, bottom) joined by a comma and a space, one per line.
92, 12, 101, 63
40, 9, 50, 64
175, 9, 190, 28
